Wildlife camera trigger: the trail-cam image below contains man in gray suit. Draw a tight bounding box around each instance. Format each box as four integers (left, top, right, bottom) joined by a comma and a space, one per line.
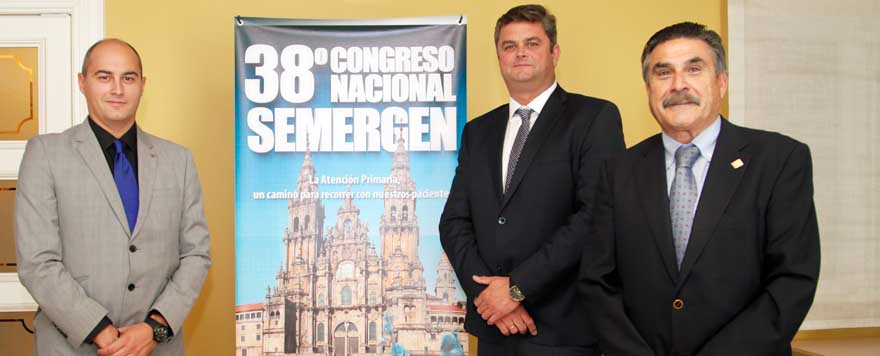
15, 38, 211, 355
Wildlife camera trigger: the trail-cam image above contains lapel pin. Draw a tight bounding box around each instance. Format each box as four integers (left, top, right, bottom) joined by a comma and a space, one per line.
731, 158, 744, 169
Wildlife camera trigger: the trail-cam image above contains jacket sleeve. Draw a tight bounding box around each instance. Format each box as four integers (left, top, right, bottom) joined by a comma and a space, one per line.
578, 161, 656, 356
439, 122, 493, 300
15, 137, 110, 347
149, 149, 212, 335
696, 142, 820, 355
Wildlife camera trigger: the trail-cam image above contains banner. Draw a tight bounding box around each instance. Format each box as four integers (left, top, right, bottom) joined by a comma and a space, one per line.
235, 16, 468, 356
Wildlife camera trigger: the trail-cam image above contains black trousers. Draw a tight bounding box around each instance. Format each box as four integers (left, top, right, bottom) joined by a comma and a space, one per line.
477, 338, 600, 356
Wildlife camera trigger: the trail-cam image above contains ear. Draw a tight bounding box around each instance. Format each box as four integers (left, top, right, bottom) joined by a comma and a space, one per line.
77, 73, 86, 94
551, 43, 561, 66
718, 71, 729, 99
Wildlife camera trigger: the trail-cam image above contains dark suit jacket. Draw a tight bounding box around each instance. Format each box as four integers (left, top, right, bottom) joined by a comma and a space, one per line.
579, 119, 820, 356
439, 86, 625, 345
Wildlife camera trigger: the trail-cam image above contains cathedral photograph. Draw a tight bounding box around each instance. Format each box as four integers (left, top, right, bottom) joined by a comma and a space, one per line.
236, 136, 469, 356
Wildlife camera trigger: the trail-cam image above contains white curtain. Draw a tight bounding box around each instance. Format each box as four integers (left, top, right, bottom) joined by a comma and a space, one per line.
728, 0, 880, 329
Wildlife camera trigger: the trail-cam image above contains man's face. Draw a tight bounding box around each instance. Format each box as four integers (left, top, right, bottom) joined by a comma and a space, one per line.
78, 41, 145, 131
496, 21, 559, 91
645, 38, 727, 136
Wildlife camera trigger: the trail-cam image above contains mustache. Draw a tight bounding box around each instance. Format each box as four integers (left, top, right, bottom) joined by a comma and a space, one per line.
663, 93, 701, 108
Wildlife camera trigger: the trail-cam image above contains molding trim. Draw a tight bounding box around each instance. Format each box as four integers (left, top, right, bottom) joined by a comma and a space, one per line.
726, 0, 745, 126
795, 327, 880, 340
0, 273, 37, 312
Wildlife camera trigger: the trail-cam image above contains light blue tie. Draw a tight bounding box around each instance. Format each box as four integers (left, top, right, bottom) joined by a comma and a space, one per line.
113, 140, 139, 232
670, 144, 701, 268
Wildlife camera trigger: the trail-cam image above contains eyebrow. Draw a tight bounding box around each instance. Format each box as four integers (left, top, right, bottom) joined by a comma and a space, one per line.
653, 56, 707, 71
687, 57, 707, 65
652, 62, 672, 71
501, 36, 543, 45
92, 70, 141, 77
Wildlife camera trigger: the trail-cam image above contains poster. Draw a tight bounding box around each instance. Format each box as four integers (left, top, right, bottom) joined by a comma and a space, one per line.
234, 16, 468, 356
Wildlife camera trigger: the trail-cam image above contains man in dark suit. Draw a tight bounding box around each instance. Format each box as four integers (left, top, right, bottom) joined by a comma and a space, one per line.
439, 4, 625, 355
578, 22, 820, 356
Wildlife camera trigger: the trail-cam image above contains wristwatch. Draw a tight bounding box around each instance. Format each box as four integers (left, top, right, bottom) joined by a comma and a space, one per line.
509, 284, 525, 302
144, 317, 172, 343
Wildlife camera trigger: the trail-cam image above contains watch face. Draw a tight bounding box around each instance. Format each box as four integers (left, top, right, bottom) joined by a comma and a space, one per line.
510, 285, 525, 302
154, 325, 170, 343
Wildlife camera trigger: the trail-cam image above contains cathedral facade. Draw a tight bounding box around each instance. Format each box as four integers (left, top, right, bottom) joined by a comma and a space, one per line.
237, 136, 467, 356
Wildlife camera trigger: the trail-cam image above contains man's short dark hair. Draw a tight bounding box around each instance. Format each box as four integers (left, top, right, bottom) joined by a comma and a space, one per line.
641, 22, 727, 82
81, 38, 143, 76
494, 4, 557, 47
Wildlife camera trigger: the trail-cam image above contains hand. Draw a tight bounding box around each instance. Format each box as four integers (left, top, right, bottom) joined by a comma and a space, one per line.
93, 324, 119, 349
495, 305, 538, 336
97, 323, 157, 356
473, 275, 519, 325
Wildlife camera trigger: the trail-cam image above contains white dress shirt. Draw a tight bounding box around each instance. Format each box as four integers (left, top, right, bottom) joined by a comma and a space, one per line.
501, 82, 558, 191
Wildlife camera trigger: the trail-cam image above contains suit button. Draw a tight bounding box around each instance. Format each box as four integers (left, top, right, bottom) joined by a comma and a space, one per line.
128, 283, 136, 291
495, 265, 503, 273
497, 217, 507, 225
672, 298, 684, 310
129, 245, 137, 252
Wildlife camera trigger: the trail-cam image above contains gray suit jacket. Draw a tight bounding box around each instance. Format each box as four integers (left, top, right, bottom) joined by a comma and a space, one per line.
15, 121, 211, 355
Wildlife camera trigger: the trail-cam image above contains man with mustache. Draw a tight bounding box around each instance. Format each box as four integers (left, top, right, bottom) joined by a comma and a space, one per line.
578, 22, 820, 355
440, 4, 624, 355
15, 39, 211, 355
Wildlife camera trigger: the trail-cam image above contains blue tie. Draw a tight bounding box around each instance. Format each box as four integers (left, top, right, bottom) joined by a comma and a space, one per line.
113, 140, 139, 232
670, 144, 701, 268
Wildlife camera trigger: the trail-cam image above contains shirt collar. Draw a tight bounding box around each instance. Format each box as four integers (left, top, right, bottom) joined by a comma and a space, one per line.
662, 115, 721, 164
508, 81, 558, 120
88, 116, 138, 152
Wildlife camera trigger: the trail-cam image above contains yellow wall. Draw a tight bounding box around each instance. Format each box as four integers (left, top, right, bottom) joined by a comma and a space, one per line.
105, 1, 723, 354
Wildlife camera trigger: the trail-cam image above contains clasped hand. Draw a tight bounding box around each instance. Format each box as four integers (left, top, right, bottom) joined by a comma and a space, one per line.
472, 275, 537, 336
94, 316, 165, 356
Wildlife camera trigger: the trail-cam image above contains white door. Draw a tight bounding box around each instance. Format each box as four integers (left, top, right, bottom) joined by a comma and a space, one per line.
0, 13, 72, 313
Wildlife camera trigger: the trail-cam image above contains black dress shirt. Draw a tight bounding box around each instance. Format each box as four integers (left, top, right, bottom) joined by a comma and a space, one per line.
87, 117, 138, 181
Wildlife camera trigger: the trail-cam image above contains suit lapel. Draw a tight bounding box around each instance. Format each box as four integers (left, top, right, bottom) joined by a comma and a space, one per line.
487, 108, 507, 204
133, 128, 158, 239
677, 119, 750, 282
634, 136, 679, 282
71, 122, 131, 237
500, 86, 567, 209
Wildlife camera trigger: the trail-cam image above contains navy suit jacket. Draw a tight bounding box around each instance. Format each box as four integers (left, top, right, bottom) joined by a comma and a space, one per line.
579, 119, 820, 355
440, 86, 625, 345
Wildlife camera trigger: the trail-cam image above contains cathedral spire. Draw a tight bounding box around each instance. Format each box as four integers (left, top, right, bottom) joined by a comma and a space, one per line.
339, 185, 359, 215
296, 146, 317, 194
391, 129, 415, 188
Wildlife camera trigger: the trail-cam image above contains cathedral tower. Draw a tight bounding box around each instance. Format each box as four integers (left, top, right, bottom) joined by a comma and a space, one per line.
381, 133, 424, 291
435, 253, 458, 304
